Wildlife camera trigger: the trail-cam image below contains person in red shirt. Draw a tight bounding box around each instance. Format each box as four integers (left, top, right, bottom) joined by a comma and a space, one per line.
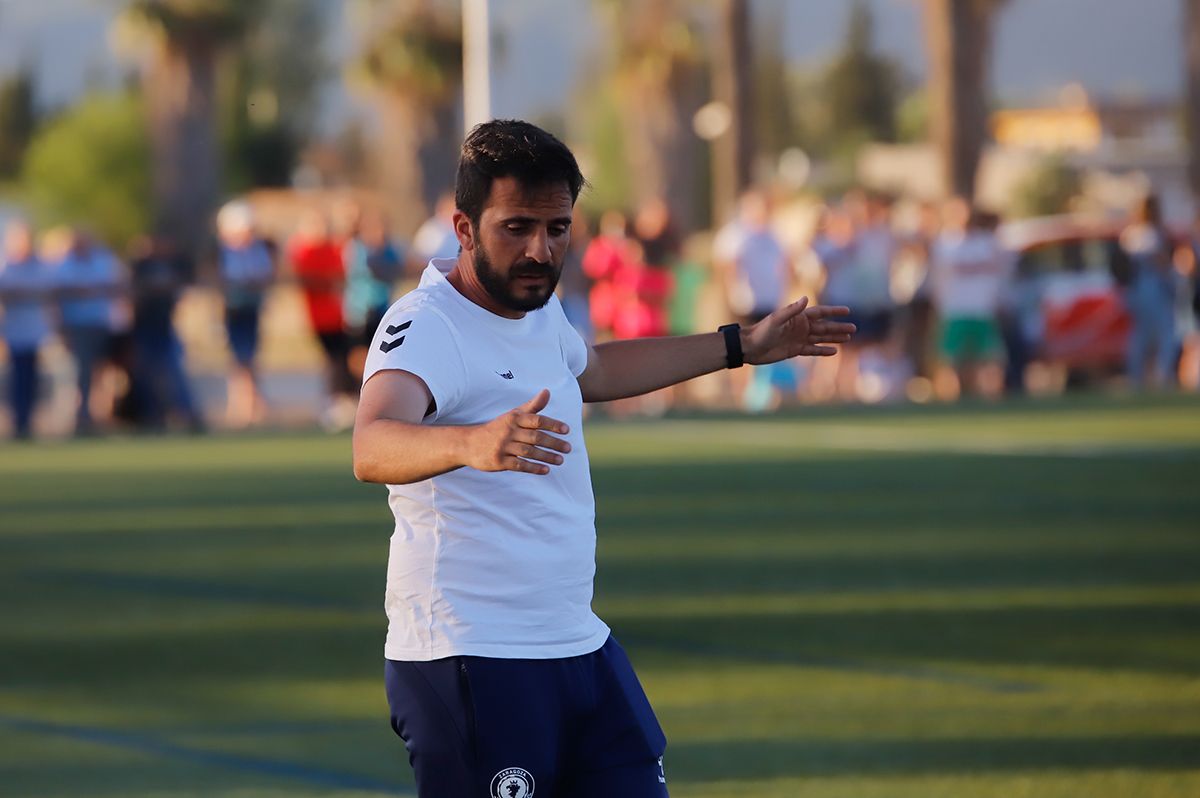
289, 209, 356, 430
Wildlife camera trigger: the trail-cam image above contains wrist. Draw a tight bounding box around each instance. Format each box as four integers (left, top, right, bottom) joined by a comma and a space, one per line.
718, 323, 745, 369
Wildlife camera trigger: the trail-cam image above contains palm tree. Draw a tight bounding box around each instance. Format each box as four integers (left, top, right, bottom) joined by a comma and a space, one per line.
122, 1, 262, 257
599, 0, 708, 232
1186, 0, 1200, 200
712, 0, 754, 224
353, 0, 463, 233
923, 0, 1006, 199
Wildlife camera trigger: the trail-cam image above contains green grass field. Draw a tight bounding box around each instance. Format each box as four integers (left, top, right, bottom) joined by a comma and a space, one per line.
2, 395, 1199, 797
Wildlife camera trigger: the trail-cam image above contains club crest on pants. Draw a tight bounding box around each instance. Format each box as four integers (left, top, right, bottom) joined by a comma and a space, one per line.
490, 767, 534, 798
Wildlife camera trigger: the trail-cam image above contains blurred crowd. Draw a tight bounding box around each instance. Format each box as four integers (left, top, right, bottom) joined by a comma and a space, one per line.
2, 188, 1199, 440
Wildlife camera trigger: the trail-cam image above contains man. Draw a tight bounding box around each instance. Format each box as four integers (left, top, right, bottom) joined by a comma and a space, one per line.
713, 189, 794, 410
54, 229, 125, 434
352, 120, 854, 797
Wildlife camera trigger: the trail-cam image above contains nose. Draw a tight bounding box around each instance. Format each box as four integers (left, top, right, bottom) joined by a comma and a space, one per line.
524, 227, 551, 264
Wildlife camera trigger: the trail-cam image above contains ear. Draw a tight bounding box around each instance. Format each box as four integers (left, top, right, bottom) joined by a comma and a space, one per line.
452, 210, 475, 252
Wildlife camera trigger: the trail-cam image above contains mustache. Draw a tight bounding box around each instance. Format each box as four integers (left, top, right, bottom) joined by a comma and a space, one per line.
510, 261, 556, 279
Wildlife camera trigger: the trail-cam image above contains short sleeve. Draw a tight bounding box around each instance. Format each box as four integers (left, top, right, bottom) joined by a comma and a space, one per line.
362, 303, 468, 420
552, 296, 589, 377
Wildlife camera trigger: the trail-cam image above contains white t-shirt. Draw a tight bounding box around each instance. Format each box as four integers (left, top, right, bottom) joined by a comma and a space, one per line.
930, 231, 1012, 318
362, 259, 610, 661
713, 221, 789, 316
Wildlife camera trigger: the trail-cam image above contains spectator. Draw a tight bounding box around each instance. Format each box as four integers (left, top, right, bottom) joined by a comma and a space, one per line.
557, 207, 593, 342
819, 191, 898, 401
714, 189, 792, 410
289, 209, 355, 430
929, 201, 1010, 400
0, 219, 54, 439
581, 210, 634, 341
128, 234, 204, 432
1119, 194, 1176, 389
54, 229, 125, 435
344, 209, 402, 383
217, 201, 274, 428
409, 191, 460, 273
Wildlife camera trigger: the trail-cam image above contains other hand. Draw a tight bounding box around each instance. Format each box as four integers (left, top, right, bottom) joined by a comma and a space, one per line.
466, 389, 571, 475
743, 297, 855, 365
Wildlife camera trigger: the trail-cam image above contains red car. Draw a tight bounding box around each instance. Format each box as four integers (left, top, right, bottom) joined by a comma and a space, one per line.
999, 215, 1132, 372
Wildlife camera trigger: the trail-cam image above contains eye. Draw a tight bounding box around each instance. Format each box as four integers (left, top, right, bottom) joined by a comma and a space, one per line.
549, 225, 569, 237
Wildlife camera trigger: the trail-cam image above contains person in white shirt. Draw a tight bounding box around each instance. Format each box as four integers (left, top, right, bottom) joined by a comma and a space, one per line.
0, 219, 54, 439
929, 200, 1011, 399
713, 189, 794, 410
408, 190, 460, 272
352, 120, 856, 797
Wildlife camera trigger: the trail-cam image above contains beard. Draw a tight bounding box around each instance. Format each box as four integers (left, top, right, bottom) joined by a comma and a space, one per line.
473, 240, 562, 313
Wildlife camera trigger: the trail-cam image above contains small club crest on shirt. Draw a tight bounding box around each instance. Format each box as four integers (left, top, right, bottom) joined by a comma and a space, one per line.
490, 767, 534, 798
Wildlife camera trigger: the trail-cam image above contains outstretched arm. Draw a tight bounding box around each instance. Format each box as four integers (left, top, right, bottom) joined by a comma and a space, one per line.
576, 298, 855, 403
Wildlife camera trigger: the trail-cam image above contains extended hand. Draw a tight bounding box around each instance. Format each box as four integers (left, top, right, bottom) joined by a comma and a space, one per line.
466, 389, 572, 475
743, 297, 855, 365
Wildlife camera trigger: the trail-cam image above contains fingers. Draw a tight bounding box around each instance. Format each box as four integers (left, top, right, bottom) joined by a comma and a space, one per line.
777, 296, 811, 321
810, 319, 857, 336
803, 304, 852, 319
516, 412, 569, 434
516, 388, 551, 415
515, 428, 572, 454
504, 456, 552, 476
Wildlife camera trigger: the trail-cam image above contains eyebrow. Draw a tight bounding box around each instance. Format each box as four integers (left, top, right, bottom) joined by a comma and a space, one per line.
500, 215, 573, 227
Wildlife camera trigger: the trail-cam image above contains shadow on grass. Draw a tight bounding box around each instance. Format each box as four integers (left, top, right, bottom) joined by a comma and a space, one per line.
666, 733, 1200, 780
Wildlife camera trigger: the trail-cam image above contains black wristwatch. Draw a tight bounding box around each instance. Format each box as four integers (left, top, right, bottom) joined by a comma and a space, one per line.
718, 323, 744, 369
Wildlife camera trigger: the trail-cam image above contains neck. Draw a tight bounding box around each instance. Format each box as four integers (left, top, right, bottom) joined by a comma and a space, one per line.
446, 252, 525, 320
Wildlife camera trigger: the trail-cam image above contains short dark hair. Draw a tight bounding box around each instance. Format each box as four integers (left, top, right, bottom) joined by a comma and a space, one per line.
455, 119, 586, 225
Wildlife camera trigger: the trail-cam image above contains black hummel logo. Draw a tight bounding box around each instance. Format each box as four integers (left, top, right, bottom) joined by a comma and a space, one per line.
379, 320, 412, 353
497, 370, 514, 380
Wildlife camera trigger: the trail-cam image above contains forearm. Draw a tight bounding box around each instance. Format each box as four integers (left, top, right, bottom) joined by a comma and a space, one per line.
353, 419, 475, 484
583, 332, 733, 402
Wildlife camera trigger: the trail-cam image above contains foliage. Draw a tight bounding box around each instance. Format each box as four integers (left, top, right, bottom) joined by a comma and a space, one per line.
823, 1, 902, 150
1010, 154, 1082, 218
790, 0, 904, 162
356, 4, 463, 101
19, 93, 151, 249
220, 0, 327, 190
124, 0, 264, 45
0, 68, 37, 181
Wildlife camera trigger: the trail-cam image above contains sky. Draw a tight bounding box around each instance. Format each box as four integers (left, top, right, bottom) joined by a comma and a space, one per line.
0, 0, 1183, 126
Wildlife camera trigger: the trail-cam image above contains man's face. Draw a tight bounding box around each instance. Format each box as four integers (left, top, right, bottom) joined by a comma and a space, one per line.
464, 176, 573, 313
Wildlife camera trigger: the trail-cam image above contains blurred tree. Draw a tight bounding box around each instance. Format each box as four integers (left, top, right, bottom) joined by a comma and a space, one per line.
1186, 0, 1200, 200
1010, 154, 1081, 218
924, 0, 1007, 199
712, 0, 754, 224
119, 0, 263, 256
597, 0, 708, 232
0, 67, 37, 181
826, 1, 900, 148
353, 0, 463, 232
20, 93, 151, 249
222, 0, 327, 191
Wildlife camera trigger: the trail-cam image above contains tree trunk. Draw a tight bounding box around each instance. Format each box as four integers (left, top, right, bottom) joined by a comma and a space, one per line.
621, 63, 706, 234
925, 0, 993, 200
377, 92, 437, 235
712, 0, 754, 224
144, 38, 220, 262
1186, 0, 1200, 199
